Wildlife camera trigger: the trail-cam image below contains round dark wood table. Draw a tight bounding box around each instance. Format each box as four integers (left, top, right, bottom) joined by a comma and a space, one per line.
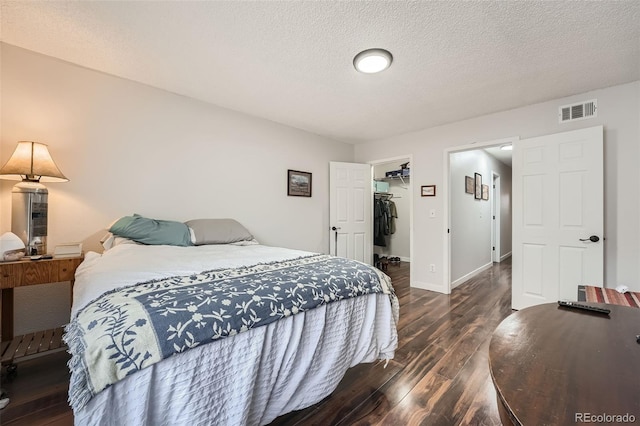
489, 303, 640, 425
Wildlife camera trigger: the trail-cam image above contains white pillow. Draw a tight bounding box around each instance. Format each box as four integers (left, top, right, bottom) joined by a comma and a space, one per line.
100, 233, 116, 251
100, 232, 140, 251
228, 239, 260, 246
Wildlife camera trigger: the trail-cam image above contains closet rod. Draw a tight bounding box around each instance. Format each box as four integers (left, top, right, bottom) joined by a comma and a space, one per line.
374, 192, 401, 199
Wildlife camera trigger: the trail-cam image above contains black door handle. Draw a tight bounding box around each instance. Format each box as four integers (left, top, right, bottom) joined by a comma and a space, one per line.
331, 227, 341, 256
579, 235, 600, 243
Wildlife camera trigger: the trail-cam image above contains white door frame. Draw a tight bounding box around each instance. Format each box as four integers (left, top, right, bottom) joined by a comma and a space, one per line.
491, 171, 501, 262
442, 137, 518, 294
369, 154, 414, 282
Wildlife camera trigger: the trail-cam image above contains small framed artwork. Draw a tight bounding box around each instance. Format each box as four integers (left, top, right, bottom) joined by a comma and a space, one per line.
482, 184, 489, 200
287, 169, 312, 197
474, 173, 482, 200
465, 176, 474, 194
421, 185, 436, 197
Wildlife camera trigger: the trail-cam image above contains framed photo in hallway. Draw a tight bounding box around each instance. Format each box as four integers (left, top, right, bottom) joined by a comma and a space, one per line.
474, 173, 482, 199
482, 184, 489, 200
465, 176, 474, 194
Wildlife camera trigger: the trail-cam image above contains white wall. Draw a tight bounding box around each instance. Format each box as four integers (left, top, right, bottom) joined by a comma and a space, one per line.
0, 44, 353, 334
498, 168, 513, 261
355, 81, 640, 293
373, 160, 410, 260
449, 150, 512, 285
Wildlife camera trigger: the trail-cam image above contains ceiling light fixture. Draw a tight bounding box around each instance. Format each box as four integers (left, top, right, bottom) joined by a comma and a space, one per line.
353, 48, 393, 74
500, 144, 513, 151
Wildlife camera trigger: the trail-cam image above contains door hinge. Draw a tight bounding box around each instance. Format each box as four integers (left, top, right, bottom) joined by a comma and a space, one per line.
492, 246, 495, 251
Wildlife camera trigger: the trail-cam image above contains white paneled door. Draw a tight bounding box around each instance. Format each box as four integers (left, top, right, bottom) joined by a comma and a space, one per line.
329, 162, 372, 264
512, 126, 604, 310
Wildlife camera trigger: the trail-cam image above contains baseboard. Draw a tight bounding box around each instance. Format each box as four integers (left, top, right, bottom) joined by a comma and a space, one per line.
500, 252, 512, 262
451, 262, 493, 289
412, 280, 449, 294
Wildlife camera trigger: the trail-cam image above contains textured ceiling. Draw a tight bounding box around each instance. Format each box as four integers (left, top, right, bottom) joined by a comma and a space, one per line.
1, 1, 639, 143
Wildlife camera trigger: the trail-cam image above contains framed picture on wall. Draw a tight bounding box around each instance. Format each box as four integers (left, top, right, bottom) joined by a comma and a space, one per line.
287, 169, 312, 197
421, 185, 436, 197
482, 184, 489, 200
474, 173, 482, 200
465, 176, 474, 194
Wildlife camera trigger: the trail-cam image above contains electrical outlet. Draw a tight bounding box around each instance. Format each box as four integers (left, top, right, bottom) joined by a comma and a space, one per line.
429, 264, 436, 272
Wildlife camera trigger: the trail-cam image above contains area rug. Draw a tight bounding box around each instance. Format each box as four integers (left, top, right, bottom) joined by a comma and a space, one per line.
578, 285, 640, 308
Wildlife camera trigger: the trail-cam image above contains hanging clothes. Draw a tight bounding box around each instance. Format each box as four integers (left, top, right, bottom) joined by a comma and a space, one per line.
382, 200, 391, 235
374, 197, 398, 246
388, 200, 398, 234
374, 197, 387, 246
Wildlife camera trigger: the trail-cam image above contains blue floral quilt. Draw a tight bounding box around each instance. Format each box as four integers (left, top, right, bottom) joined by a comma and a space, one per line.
65, 254, 394, 411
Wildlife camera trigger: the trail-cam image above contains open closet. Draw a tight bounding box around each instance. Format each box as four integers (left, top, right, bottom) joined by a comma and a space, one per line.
372, 159, 410, 271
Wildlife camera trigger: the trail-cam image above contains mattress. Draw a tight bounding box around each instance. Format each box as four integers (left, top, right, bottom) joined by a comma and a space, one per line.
69, 243, 398, 425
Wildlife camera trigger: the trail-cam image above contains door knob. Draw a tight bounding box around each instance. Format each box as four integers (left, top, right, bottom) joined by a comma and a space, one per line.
331, 226, 341, 231
579, 235, 600, 243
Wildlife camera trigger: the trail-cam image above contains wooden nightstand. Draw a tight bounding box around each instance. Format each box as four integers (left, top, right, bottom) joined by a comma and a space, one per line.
0, 256, 83, 374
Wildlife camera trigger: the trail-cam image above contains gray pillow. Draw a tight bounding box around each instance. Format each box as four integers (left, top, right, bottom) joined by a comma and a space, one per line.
185, 218, 254, 245
109, 214, 193, 247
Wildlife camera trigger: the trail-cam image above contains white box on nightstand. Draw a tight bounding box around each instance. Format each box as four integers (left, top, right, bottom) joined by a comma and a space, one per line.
53, 242, 83, 258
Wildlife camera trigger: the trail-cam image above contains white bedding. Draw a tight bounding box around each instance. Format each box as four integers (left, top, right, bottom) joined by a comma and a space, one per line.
71, 244, 398, 426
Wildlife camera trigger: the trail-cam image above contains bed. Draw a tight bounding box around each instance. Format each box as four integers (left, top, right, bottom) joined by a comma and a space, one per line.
65, 217, 399, 425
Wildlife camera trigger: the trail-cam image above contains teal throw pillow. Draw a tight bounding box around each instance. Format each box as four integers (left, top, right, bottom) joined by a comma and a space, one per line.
109, 214, 192, 247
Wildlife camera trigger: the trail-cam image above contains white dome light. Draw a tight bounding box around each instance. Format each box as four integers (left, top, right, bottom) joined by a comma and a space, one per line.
354, 48, 393, 74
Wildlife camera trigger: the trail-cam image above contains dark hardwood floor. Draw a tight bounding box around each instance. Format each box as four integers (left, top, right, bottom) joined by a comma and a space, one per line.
270, 260, 512, 426
1, 259, 512, 426
1, 349, 72, 426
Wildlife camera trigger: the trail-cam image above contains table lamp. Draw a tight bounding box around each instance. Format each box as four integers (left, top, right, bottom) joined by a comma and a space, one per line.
0, 141, 68, 255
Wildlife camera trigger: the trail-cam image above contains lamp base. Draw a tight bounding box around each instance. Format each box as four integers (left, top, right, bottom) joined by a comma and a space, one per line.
12, 182, 48, 255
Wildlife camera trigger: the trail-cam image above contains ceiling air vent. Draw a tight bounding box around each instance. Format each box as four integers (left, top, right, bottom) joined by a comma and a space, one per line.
559, 99, 597, 123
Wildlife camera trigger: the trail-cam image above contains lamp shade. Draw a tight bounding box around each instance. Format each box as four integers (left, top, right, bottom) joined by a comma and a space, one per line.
0, 141, 68, 182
